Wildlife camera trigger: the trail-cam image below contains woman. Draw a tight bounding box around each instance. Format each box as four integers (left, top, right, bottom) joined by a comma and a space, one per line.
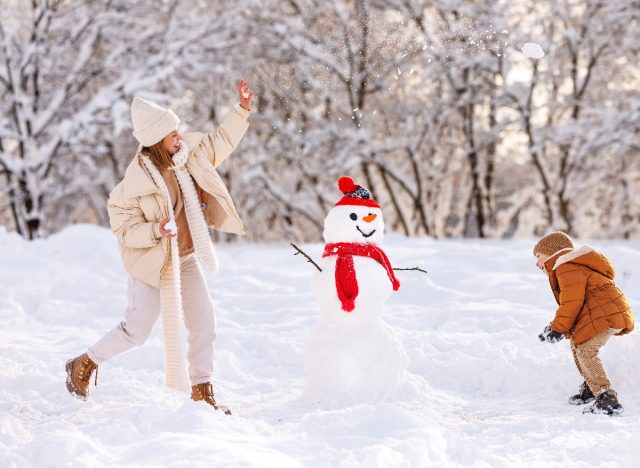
65, 81, 254, 413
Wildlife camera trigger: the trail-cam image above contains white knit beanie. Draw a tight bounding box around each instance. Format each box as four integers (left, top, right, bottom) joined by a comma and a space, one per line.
131, 97, 180, 147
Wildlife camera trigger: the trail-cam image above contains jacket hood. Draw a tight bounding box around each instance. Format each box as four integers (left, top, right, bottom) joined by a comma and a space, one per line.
551, 245, 615, 279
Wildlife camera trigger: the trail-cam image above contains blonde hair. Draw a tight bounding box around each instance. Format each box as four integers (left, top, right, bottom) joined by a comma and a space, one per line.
141, 140, 173, 170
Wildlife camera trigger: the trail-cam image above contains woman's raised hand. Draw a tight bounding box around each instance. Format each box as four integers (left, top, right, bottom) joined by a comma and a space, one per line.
238, 80, 254, 111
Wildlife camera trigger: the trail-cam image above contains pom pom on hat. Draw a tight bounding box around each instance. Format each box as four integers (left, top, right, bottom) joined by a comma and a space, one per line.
338, 176, 358, 194
335, 176, 380, 208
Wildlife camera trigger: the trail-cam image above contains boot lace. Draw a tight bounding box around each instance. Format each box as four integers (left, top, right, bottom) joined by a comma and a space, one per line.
194, 383, 218, 409
78, 356, 98, 387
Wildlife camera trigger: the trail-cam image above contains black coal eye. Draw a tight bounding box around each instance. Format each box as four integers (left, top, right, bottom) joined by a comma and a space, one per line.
350, 213, 357, 221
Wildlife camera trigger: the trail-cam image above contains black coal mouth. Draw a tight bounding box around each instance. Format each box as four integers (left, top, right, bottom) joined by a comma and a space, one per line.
356, 226, 376, 238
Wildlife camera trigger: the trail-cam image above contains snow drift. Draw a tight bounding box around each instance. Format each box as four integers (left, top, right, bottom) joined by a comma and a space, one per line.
1, 224, 638, 467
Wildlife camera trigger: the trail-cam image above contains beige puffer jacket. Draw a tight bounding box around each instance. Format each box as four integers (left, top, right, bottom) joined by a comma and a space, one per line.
107, 104, 250, 287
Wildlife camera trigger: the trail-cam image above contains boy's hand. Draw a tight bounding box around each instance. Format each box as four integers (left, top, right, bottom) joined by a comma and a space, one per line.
538, 324, 564, 343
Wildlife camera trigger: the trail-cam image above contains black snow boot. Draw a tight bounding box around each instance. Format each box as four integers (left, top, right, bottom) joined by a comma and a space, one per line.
583, 390, 623, 415
569, 381, 595, 405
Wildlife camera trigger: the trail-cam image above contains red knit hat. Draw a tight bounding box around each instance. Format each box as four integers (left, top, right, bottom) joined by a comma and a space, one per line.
335, 176, 380, 208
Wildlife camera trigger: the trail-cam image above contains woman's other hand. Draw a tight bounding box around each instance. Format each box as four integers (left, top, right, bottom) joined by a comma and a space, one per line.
160, 218, 177, 238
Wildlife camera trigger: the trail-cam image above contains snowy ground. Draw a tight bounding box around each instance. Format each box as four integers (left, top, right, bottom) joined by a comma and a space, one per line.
1, 224, 639, 467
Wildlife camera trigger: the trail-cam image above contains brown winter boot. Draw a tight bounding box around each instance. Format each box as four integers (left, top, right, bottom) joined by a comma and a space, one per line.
191, 382, 231, 415
65, 353, 98, 401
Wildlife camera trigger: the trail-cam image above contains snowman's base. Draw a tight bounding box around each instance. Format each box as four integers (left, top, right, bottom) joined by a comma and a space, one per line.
303, 317, 408, 403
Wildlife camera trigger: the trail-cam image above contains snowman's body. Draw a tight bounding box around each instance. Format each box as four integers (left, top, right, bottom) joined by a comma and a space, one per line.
303, 180, 408, 402
312, 255, 393, 321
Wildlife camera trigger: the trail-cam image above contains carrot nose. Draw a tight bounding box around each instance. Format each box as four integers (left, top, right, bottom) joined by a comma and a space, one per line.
363, 213, 377, 223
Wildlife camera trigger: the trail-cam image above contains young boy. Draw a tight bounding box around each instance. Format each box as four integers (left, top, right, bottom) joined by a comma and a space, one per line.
534, 231, 634, 415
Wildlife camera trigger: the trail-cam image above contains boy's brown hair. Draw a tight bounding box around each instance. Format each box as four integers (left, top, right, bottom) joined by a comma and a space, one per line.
533, 231, 575, 256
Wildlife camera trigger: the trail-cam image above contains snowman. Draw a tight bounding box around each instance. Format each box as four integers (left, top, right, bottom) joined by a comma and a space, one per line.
302, 176, 409, 402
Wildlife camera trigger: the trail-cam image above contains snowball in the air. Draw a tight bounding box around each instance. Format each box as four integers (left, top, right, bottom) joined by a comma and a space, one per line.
521, 43, 545, 59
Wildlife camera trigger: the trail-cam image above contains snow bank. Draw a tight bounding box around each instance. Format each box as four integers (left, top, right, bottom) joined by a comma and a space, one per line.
1, 225, 638, 467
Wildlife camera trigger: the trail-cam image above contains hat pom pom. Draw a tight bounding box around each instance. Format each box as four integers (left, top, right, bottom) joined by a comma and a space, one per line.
338, 176, 357, 194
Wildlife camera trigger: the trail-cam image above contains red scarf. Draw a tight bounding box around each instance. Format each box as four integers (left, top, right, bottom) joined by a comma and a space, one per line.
323, 242, 400, 312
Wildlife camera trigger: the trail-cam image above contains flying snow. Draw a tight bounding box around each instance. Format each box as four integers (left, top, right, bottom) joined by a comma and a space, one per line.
521, 43, 545, 59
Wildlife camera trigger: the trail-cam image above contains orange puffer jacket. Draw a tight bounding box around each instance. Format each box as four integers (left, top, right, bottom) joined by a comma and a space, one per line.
545, 246, 634, 345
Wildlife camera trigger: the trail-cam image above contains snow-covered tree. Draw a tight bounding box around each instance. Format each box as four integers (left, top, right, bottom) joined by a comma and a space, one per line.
1, 0, 638, 241
0, 0, 244, 239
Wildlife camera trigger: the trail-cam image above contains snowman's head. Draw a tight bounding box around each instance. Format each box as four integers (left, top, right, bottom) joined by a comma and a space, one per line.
323, 177, 385, 245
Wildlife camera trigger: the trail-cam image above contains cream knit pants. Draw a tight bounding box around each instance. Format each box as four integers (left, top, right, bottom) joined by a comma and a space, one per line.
87, 253, 216, 385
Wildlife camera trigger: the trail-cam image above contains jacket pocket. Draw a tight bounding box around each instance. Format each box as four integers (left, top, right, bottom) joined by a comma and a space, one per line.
139, 194, 167, 222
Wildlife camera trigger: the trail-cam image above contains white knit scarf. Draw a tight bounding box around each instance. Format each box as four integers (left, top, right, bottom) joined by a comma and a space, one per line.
141, 142, 218, 394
